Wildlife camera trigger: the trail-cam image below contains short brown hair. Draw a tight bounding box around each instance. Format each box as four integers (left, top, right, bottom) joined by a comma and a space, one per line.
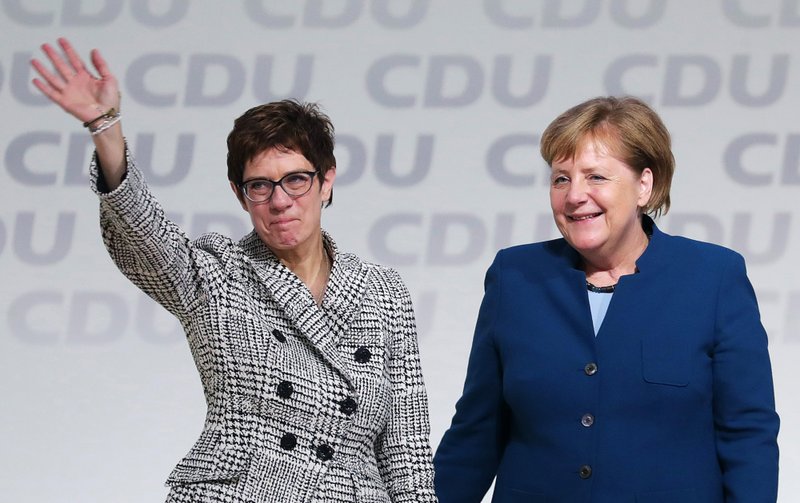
540, 96, 674, 218
227, 99, 336, 206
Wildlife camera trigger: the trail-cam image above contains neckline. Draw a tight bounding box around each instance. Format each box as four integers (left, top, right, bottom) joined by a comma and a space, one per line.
586, 281, 615, 294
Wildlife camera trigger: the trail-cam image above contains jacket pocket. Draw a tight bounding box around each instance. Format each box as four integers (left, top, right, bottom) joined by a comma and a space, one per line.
349, 462, 390, 503
166, 428, 251, 486
641, 335, 689, 387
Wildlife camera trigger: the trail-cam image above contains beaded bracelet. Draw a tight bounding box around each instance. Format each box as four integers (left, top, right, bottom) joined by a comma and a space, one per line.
89, 112, 122, 136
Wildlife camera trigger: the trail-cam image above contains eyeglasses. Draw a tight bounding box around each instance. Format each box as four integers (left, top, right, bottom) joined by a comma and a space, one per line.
239, 170, 319, 203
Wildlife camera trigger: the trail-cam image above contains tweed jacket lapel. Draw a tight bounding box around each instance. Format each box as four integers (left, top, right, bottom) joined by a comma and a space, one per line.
239, 231, 370, 387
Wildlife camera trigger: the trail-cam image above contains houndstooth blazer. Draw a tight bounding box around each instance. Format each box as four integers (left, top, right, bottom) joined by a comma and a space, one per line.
91, 152, 438, 503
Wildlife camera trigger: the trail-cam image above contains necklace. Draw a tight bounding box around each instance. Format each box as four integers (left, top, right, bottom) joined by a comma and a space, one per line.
312, 248, 331, 305
586, 281, 615, 294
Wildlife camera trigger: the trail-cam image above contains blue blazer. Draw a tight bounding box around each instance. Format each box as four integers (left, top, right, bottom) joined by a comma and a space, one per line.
434, 217, 779, 503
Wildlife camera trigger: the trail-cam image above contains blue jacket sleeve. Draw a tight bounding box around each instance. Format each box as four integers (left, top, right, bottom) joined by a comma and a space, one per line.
434, 253, 508, 503
712, 252, 779, 502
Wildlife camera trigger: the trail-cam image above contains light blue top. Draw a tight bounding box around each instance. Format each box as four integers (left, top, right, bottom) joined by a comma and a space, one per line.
588, 290, 613, 335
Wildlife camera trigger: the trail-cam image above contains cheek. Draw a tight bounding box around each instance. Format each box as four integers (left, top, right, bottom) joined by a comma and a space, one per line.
245, 204, 270, 224
549, 190, 563, 210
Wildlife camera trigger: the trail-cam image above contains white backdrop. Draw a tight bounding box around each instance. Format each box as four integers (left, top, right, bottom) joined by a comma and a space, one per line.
1, 1, 798, 501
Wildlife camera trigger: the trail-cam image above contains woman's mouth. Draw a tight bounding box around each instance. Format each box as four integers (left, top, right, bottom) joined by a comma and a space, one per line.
569, 213, 602, 222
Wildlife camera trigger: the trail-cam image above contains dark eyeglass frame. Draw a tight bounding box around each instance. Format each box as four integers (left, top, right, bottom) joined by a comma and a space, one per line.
239, 170, 319, 203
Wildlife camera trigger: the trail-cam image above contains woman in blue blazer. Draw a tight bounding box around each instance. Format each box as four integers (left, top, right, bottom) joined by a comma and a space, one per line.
433, 96, 779, 502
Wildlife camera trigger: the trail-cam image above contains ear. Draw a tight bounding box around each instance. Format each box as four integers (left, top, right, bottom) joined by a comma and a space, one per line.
321, 167, 336, 203
230, 181, 248, 211
637, 168, 654, 208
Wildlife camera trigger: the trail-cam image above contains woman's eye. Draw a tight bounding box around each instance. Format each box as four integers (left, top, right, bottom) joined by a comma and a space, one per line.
249, 181, 270, 190
552, 176, 569, 185
285, 174, 307, 184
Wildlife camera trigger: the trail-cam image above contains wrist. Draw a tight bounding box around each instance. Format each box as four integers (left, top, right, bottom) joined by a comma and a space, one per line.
83, 107, 118, 128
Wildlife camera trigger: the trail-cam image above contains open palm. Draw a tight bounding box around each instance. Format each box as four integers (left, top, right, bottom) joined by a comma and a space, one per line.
31, 37, 120, 125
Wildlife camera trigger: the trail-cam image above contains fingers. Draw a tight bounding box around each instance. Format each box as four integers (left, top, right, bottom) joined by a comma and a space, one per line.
34, 38, 113, 86
31, 38, 121, 121
90, 49, 112, 81
40, 41, 76, 82
59, 37, 90, 76
38, 38, 96, 85
31, 76, 59, 102
30, 56, 66, 93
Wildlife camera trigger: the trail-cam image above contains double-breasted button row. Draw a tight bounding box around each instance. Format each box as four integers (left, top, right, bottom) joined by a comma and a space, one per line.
278, 381, 358, 415
273, 336, 365, 463
278, 434, 335, 462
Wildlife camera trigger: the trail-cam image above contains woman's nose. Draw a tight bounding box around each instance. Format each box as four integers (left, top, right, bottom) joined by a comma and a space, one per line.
565, 181, 588, 204
269, 184, 293, 209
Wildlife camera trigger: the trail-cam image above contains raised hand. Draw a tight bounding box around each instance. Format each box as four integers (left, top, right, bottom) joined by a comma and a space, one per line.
31, 37, 120, 126
32, 37, 127, 188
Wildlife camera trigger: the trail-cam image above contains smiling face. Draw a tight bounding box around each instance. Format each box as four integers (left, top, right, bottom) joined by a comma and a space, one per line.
549, 138, 653, 266
232, 147, 335, 261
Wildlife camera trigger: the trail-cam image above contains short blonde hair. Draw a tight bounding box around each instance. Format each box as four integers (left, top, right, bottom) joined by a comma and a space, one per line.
540, 96, 674, 218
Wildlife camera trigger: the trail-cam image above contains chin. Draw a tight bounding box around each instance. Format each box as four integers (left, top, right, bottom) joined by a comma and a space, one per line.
272, 238, 301, 250
566, 236, 605, 254
257, 231, 296, 250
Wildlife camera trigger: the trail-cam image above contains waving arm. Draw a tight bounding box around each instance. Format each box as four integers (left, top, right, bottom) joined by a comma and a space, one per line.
31, 37, 126, 189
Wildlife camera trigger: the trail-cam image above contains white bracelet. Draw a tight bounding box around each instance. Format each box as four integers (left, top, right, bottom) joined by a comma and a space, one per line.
90, 113, 122, 136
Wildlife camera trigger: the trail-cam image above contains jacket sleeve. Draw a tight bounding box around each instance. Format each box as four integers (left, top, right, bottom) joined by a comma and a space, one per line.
91, 149, 206, 320
375, 270, 438, 503
433, 253, 508, 503
712, 251, 780, 502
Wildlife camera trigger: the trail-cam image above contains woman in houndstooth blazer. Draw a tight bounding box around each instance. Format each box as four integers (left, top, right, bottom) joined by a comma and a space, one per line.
32, 38, 438, 503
